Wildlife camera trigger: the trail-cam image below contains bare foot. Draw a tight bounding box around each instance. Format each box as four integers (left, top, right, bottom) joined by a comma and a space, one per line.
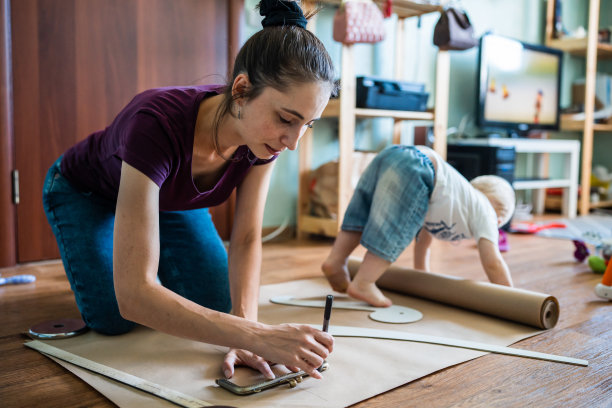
347, 279, 392, 307
321, 258, 350, 293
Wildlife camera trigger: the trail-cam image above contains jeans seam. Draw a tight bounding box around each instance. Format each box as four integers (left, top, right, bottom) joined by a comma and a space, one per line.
43, 163, 92, 324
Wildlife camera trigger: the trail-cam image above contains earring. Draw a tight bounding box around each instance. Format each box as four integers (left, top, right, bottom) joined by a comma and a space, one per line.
238, 109, 241, 119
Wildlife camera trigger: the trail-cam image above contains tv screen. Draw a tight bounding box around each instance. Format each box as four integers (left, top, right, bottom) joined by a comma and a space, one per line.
476, 34, 563, 136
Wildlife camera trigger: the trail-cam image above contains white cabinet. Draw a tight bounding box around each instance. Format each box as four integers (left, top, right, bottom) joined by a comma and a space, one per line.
455, 138, 580, 218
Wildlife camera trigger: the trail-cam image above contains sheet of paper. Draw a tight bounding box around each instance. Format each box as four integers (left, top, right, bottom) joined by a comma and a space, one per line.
36, 277, 542, 408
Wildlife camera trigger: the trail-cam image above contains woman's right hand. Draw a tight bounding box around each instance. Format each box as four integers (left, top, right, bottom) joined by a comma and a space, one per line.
248, 323, 334, 379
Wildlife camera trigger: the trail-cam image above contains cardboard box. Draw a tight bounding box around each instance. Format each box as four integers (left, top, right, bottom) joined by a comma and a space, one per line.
572, 73, 612, 110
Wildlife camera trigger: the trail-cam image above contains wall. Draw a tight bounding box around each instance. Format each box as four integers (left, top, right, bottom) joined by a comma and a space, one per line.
239, 0, 611, 227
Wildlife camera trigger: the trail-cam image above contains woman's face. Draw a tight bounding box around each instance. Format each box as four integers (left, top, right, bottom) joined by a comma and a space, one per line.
237, 79, 331, 159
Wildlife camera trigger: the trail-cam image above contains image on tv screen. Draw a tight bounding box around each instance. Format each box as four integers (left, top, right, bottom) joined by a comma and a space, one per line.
483, 36, 560, 126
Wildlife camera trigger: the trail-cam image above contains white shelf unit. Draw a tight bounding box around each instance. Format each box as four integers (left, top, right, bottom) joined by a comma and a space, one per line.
454, 138, 580, 218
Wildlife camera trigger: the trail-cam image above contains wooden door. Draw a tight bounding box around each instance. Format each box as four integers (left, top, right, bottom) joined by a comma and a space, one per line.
8, 0, 240, 263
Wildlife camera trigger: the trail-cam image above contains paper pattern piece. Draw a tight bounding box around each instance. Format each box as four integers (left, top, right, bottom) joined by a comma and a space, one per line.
29, 277, 557, 408
325, 326, 587, 366
270, 295, 423, 323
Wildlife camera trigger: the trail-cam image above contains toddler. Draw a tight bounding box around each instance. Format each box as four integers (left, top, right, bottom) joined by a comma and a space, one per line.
322, 145, 516, 307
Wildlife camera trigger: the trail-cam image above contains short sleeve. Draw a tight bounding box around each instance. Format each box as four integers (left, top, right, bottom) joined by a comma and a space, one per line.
115, 112, 173, 187
469, 195, 499, 245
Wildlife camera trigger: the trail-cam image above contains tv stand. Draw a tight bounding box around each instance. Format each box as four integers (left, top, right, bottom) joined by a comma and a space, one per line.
507, 130, 529, 139
453, 138, 579, 218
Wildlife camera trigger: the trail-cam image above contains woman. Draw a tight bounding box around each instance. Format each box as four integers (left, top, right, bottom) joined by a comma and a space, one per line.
42, 0, 337, 381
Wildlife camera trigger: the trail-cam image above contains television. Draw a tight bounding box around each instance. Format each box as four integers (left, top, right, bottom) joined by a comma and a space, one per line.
476, 34, 563, 138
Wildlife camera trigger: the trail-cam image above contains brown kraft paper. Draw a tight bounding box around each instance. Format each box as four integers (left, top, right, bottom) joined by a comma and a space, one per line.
347, 257, 559, 329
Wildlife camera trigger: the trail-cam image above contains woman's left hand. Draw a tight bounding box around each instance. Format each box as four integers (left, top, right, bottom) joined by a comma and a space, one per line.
222, 348, 300, 380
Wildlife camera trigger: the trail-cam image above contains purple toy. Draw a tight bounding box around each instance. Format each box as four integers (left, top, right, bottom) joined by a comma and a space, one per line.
573, 240, 589, 262
498, 229, 509, 252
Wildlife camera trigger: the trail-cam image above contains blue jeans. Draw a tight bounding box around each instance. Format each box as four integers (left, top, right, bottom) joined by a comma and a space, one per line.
42, 157, 231, 335
342, 145, 435, 262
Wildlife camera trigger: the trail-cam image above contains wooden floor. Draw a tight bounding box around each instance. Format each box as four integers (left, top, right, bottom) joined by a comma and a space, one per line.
1, 228, 610, 407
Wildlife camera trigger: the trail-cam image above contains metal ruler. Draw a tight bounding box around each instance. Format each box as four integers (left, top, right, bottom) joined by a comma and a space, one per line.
25, 340, 213, 408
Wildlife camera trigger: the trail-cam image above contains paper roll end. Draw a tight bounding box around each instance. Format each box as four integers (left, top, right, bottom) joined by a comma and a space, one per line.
541, 297, 560, 329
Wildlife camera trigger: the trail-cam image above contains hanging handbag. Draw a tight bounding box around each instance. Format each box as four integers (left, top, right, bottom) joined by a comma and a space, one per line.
433, 7, 478, 51
333, 0, 386, 45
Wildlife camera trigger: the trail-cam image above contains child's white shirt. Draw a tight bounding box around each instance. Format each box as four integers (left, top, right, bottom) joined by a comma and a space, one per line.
416, 146, 499, 244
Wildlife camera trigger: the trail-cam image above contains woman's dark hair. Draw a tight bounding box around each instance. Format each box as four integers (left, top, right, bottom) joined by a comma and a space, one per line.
212, 1, 337, 158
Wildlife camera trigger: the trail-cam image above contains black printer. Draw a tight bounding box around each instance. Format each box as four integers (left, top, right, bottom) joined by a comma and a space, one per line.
356, 76, 429, 112
446, 143, 516, 184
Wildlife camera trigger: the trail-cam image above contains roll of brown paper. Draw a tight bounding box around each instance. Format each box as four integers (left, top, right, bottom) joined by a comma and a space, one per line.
347, 258, 559, 329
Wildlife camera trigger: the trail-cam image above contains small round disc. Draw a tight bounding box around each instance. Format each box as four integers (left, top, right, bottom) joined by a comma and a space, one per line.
29, 318, 88, 339
369, 305, 423, 324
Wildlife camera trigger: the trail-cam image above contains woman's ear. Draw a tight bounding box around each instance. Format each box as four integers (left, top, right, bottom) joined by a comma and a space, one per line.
231, 73, 251, 102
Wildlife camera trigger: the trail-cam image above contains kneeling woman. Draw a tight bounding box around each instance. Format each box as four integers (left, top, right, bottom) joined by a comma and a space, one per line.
42, 0, 335, 381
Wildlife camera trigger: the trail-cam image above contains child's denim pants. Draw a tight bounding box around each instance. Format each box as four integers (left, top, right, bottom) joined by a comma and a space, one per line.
342, 145, 435, 262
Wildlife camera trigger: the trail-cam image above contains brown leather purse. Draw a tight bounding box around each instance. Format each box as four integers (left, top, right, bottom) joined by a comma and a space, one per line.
433, 7, 478, 51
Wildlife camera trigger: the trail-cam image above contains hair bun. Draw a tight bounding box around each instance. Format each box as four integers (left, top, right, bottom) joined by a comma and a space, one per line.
259, 0, 307, 29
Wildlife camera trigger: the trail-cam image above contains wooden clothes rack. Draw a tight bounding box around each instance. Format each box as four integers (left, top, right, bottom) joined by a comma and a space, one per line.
297, 0, 450, 238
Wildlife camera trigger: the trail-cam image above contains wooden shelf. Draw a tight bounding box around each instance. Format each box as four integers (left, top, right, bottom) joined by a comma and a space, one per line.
590, 199, 612, 209
298, 215, 339, 237
545, 0, 611, 215
317, 0, 442, 18
297, 2, 449, 239
546, 38, 612, 58
560, 114, 612, 132
322, 98, 434, 121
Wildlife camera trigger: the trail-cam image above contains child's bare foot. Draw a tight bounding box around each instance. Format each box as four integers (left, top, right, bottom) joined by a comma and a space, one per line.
321, 258, 350, 293
347, 279, 392, 307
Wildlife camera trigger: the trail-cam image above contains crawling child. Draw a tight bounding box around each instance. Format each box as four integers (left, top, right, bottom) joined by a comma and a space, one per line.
322, 144, 515, 307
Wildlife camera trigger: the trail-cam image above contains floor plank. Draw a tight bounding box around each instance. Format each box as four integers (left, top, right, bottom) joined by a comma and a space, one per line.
0, 229, 610, 407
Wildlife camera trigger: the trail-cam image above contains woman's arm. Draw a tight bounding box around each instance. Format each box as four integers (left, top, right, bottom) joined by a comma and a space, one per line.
222, 161, 276, 378
113, 162, 252, 345
226, 162, 275, 321
477, 238, 513, 286
414, 229, 433, 271
114, 162, 333, 379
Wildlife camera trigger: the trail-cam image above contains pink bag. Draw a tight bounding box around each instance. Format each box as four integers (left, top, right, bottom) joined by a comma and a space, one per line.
333, 0, 386, 44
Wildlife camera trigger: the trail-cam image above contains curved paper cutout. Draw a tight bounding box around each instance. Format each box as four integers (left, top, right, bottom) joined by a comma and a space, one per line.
317, 325, 588, 367
270, 295, 423, 324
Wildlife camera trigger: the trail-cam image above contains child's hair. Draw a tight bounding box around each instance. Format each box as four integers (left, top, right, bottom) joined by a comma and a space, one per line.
212, 0, 337, 158
470, 175, 516, 226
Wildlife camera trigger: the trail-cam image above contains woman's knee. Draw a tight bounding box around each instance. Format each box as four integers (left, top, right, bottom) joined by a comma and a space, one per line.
83, 313, 136, 335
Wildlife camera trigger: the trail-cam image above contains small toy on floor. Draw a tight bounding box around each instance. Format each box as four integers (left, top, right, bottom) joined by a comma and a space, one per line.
583, 238, 612, 274
0, 273, 36, 286
594, 258, 612, 301
573, 240, 590, 262
509, 221, 566, 234
498, 229, 509, 252
588, 255, 607, 274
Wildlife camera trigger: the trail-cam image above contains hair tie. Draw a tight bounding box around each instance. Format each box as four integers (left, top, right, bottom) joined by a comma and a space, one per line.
260, 0, 307, 29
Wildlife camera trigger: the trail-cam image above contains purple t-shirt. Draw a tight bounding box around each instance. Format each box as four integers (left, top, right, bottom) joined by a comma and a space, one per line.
61, 85, 276, 211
